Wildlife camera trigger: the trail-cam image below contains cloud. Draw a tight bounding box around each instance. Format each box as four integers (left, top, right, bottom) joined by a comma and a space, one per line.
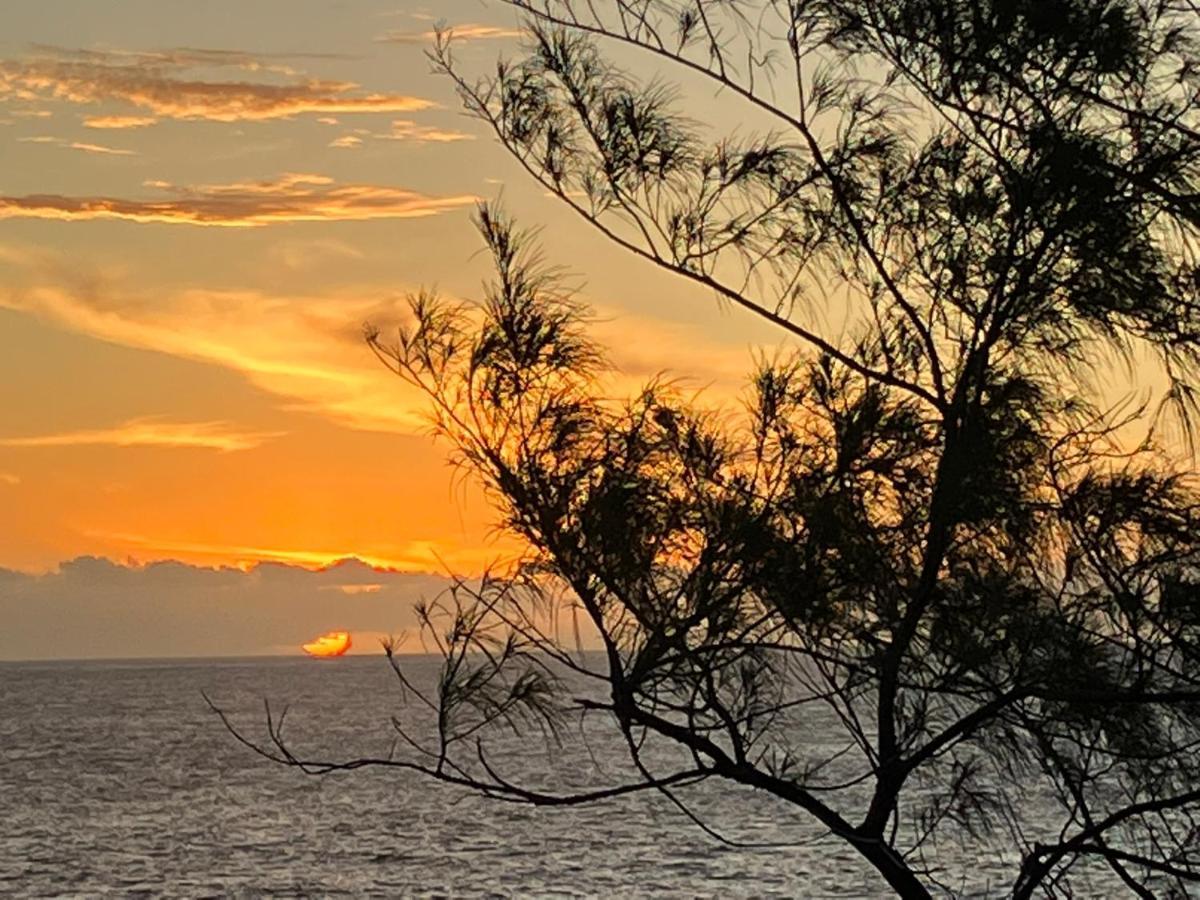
0, 555, 454, 660
385, 119, 473, 143
0, 47, 432, 123
379, 23, 526, 44
19, 134, 137, 154
83, 114, 157, 129
26, 45, 350, 71
328, 120, 473, 150
85, 530, 514, 586
0, 172, 478, 226
0, 242, 763, 437
266, 237, 365, 271
91, 532, 437, 572
0, 417, 282, 452
72, 140, 136, 155
0, 270, 431, 434
328, 583, 384, 595
0, 473, 19, 486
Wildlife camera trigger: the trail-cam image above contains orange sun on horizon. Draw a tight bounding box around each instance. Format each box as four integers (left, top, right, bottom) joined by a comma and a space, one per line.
302, 630, 352, 658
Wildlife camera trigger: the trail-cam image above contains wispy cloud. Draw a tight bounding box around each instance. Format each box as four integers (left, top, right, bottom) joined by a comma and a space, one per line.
379, 23, 526, 44
0, 46, 431, 123
266, 237, 365, 271
70, 140, 136, 155
0, 417, 282, 452
83, 114, 157, 129
329, 120, 473, 149
26, 45, 350, 72
0, 246, 762, 438
0, 273, 429, 434
0, 472, 20, 486
0, 172, 478, 226
17, 135, 136, 155
385, 119, 473, 143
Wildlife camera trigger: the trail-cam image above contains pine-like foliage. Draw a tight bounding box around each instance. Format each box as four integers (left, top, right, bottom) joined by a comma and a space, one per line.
230, 3, 1200, 895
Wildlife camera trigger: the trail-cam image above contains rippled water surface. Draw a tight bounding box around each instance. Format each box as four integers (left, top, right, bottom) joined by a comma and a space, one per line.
1, 656, 1111, 897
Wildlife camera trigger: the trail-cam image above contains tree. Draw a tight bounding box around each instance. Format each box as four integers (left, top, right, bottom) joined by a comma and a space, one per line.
220, 1, 1200, 895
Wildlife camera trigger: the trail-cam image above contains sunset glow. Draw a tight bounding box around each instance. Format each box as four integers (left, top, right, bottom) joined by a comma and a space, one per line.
0, 0, 782, 658
9, 0, 1200, 894
302, 631, 351, 658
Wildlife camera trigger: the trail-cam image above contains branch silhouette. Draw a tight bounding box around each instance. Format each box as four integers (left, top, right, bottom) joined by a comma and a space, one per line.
218, 2, 1200, 895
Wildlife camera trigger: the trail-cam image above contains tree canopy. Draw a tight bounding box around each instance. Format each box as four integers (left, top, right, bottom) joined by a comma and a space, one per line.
225, 1, 1200, 895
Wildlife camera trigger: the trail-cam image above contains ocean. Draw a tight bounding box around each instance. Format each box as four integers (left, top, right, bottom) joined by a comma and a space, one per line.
0, 656, 1108, 897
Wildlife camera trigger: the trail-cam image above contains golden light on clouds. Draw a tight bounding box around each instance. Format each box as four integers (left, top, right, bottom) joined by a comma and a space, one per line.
83, 114, 158, 129
0, 173, 478, 227
0, 417, 281, 452
0, 49, 433, 123
328, 120, 473, 149
301, 630, 351, 657
0, 246, 760, 441
0, 277, 431, 434
385, 119, 473, 143
378, 23, 526, 44
88, 531, 510, 576
325, 583, 383, 595
0, 10, 768, 593
90, 532, 413, 571
69, 141, 137, 156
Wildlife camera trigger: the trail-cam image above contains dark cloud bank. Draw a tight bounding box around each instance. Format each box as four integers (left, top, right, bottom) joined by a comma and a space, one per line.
0, 557, 451, 661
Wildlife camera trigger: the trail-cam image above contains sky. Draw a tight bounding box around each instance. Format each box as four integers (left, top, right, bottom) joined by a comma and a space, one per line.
0, 1, 780, 659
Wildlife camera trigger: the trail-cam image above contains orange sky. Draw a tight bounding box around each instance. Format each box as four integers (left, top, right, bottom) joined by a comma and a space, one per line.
0, 2, 1183, 662
0, 1, 785, 586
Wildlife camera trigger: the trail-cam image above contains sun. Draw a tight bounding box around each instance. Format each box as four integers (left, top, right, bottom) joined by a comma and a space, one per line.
302, 630, 351, 657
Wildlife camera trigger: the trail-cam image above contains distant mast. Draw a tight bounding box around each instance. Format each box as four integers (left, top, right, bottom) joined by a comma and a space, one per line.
301, 631, 351, 658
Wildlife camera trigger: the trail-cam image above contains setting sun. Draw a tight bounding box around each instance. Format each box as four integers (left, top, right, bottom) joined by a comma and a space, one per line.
301, 630, 351, 658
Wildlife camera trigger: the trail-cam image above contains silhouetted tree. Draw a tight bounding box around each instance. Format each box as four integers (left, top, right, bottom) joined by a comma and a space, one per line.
223, 2, 1200, 895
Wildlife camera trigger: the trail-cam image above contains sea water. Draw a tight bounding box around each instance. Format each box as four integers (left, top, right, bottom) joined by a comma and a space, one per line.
0, 656, 1111, 897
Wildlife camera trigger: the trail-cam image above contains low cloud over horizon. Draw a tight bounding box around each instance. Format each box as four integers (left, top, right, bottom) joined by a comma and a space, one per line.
0, 556, 454, 660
